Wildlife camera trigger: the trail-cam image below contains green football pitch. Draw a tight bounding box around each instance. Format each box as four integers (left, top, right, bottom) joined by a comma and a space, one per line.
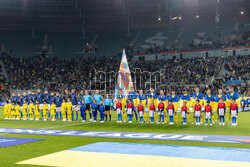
0, 106, 250, 167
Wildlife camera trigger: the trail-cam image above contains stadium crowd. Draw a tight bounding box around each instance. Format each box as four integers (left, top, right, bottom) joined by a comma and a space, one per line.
162, 57, 219, 85
224, 55, 249, 82
0, 54, 249, 101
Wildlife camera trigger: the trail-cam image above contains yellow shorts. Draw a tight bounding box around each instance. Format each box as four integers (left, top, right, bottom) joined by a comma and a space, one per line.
133, 99, 138, 107
173, 102, 179, 111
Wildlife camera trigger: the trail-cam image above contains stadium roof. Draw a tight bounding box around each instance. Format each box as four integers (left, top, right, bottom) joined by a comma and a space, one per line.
0, 0, 249, 32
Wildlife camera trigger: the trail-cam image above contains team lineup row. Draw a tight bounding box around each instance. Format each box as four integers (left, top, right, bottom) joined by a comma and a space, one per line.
3, 86, 248, 126
3, 94, 240, 126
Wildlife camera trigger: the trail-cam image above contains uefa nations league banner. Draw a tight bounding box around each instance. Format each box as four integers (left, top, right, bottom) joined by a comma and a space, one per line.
0, 128, 250, 144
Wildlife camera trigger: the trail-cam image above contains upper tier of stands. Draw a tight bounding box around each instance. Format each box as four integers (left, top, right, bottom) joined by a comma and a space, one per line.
0, 19, 249, 100
0, 19, 249, 58
135, 20, 250, 53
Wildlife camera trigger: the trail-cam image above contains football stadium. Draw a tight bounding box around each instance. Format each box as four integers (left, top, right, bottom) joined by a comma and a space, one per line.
0, 0, 249, 166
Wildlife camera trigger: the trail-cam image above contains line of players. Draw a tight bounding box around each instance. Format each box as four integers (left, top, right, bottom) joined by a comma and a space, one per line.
3, 86, 248, 126
3, 90, 79, 121
115, 87, 243, 126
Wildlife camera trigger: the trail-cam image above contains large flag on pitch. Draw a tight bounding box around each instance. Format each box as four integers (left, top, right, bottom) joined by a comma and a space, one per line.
114, 49, 133, 99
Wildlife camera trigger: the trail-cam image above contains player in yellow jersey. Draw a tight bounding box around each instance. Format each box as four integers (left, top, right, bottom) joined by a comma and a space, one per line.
147, 88, 157, 107
226, 86, 240, 125
157, 90, 168, 124
15, 103, 21, 120
214, 89, 227, 123
22, 100, 28, 120
51, 101, 57, 121
192, 87, 204, 124
128, 87, 139, 122
138, 90, 147, 123
28, 100, 35, 120
119, 90, 127, 123
61, 99, 67, 121
12, 102, 16, 120
144, 92, 149, 123
4, 100, 9, 120
67, 98, 73, 121
34, 100, 40, 120
147, 88, 157, 123
7, 100, 12, 119
168, 90, 180, 124
42, 101, 48, 121
204, 89, 216, 124
10, 102, 15, 120
180, 89, 191, 124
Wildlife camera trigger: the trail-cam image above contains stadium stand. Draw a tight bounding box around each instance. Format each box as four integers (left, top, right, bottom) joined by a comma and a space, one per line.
133, 19, 250, 54
0, 52, 248, 99
0, 19, 249, 100
224, 55, 249, 82
1, 1, 250, 166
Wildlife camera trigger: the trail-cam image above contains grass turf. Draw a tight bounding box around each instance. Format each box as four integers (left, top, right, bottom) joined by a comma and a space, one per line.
0, 106, 250, 167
